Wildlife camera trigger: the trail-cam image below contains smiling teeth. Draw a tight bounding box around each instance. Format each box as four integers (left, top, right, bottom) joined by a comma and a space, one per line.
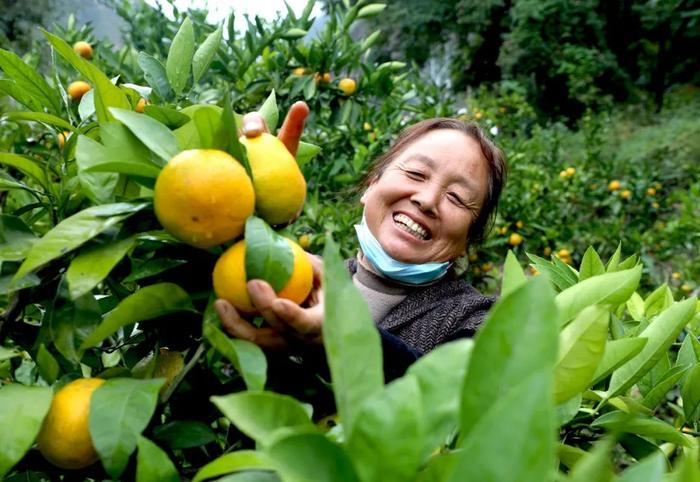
393, 213, 428, 240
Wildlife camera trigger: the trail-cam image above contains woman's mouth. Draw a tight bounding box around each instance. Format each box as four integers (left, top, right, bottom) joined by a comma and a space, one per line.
392, 213, 431, 240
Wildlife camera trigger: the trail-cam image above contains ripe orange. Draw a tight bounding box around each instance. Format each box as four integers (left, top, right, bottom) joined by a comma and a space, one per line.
508, 233, 523, 246
608, 180, 621, 191
135, 98, 149, 113
240, 133, 306, 226
37, 378, 105, 469
292, 67, 306, 76
338, 78, 357, 95
213, 238, 313, 314
154, 149, 255, 249
57, 131, 71, 149
620, 189, 631, 200
298, 234, 311, 249
67, 81, 91, 101
73, 41, 93, 59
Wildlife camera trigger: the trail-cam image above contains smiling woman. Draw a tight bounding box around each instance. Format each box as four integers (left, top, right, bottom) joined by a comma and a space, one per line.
215, 106, 507, 383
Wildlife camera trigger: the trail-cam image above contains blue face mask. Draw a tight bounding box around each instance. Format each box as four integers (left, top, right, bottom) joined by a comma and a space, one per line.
354, 214, 452, 284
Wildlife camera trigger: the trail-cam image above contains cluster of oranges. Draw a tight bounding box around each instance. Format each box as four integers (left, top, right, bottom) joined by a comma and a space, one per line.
559, 166, 576, 178
153, 132, 312, 315
291, 67, 357, 95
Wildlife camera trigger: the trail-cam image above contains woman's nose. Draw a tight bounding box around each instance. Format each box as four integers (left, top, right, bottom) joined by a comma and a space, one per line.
410, 186, 440, 217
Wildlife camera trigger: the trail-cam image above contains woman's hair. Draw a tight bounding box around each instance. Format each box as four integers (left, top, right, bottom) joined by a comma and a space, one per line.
361, 118, 507, 245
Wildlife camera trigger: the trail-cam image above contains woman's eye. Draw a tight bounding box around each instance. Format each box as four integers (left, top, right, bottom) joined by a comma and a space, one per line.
406, 170, 425, 180
448, 193, 466, 207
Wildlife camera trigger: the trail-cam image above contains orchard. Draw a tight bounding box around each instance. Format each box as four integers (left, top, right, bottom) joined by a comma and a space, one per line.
1, 0, 700, 481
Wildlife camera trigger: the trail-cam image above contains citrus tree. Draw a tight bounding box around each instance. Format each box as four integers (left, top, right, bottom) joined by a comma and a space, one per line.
2, 1, 700, 481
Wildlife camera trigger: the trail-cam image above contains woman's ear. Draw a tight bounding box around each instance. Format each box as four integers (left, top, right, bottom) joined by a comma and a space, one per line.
360, 175, 379, 206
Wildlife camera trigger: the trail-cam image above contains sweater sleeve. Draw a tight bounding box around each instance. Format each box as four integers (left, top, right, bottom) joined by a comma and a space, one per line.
298, 327, 423, 384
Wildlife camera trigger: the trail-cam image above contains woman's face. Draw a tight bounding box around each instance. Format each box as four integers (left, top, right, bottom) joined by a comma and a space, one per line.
361, 129, 489, 264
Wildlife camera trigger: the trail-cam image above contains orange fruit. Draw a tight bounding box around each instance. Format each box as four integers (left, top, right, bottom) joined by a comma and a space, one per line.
620, 189, 631, 200
73, 41, 93, 59
154, 149, 255, 249
213, 238, 313, 314
608, 180, 621, 191
57, 131, 71, 149
508, 233, 523, 246
292, 67, 306, 76
338, 78, 357, 95
37, 378, 105, 469
135, 98, 149, 113
67, 81, 91, 101
240, 133, 306, 226
298, 234, 311, 249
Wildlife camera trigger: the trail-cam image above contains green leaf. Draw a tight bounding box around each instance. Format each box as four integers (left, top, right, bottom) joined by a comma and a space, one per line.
166, 17, 195, 95
626, 292, 645, 321
258, 90, 279, 133
46, 288, 102, 363
579, 246, 606, 281
36, 343, 59, 383
556, 265, 642, 326
192, 25, 223, 84
75, 136, 120, 203
42, 30, 130, 123
2, 111, 74, 131
405, 339, 473, 459
66, 236, 136, 299
0, 152, 49, 189
607, 297, 697, 398
591, 411, 690, 446
644, 284, 675, 317
203, 321, 267, 391
90, 378, 164, 478
0, 346, 21, 361
357, 3, 387, 19
193, 106, 228, 149
152, 420, 216, 450
136, 436, 180, 482
460, 276, 557, 436
192, 451, 273, 482
266, 432, 358, 482
0, 48, 60, 113
606, 242, 622, 272
80, 283, 194, 350
681, 363, 700, 422
211, 392, 314, 447
124, 258, 186, 283
502, 250, 527, 297
451, 276, 558, 482
280, 28, 308, 40
554, 305, 609, 403
0, 214, 38, 261
642, 364, 688, 409
295, 141, 321, 167
451, 372, 556, 482
564, 437, 615, 482
322, 237, 383, 439
527, 253, 578, 291
668, 446, 700, 481
244, 217, 294, 291
78, 89, 96, 121
83, 123, 162, 179
347, 376, 424, 482
137, 52, 172, 100
14, 203, 147, 281
143, 105, 190, 129
617, 452, 666, 482
591, 338, 647, 386
109, 108, 179, 163
222, 93, 250, 175
0, 384, 52, 479
0, 78, 44, 112
676, 333, 700, 369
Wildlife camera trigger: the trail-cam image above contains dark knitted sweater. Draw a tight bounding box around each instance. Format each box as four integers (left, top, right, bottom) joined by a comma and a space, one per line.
347, 258, 495, 353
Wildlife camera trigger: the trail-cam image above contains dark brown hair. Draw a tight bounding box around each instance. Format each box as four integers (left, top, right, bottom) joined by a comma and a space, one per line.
361, 118, 507, 245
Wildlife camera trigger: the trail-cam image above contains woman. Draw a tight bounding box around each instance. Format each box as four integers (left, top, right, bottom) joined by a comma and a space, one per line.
215, 101, 506, 378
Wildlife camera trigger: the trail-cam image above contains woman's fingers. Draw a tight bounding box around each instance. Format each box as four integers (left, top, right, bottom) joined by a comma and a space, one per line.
241, 112, 268, 138
278, 101, 309, 157
247, 280, 289, 333
271, 299, 324, 341
214, 299, 287, 350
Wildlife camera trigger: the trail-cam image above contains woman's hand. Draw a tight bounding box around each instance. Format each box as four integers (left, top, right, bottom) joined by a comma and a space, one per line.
241, 100, 309, 157
215, 253, 325, 349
